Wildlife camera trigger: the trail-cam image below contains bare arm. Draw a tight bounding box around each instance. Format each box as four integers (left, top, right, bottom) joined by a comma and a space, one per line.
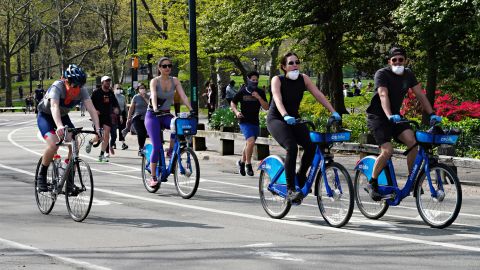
378, 86, 393, 117
84, 99, 101, 131
150, 78, 158, 110
304, 74, 336, 113
252, 91, 269, 110
174, 77, 193, 111
126, 100, 135, 121
270, 76, 288, 116
230, 101, 243, 118
412, 83, 434, 114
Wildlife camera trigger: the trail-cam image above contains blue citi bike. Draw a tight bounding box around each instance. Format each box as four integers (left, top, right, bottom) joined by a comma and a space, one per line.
258, 118, 354, 228
354, 119, 462, 228
141, 112, 200, 199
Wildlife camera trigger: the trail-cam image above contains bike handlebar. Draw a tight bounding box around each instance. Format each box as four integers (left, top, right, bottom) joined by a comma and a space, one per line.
55, 127, 101, 146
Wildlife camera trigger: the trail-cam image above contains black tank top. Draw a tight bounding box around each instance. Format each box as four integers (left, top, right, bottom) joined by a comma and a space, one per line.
268, 75, 306, 119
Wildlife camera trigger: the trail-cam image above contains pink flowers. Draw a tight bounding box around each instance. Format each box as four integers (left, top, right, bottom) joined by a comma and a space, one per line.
401, 89, 480, 121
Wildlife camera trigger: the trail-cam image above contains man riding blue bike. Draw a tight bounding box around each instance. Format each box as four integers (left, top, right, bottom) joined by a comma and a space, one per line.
36, 64, 101, 192
366, 46, 442, 201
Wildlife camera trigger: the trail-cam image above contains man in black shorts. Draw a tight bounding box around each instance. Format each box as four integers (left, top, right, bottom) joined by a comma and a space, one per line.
366, 46, 442, 201
86, 75, 120, 162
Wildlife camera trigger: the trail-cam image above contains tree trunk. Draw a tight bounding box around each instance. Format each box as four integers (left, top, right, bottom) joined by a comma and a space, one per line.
268, 41, 281, 84
0, 53, 5, 89
16, 53, 22, 82
5, 53, 12, 106
323, 32, 347, 114
216, 59, 230, 108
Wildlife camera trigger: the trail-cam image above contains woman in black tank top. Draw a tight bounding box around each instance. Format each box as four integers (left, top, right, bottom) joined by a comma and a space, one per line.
267, 52, 340, 202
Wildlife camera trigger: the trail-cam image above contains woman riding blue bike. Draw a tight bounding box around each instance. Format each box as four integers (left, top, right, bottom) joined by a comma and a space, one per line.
145, 57, 193, 187
267, 52, 341, 202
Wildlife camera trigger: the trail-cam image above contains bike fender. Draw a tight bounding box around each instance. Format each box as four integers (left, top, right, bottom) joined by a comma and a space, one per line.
354, 155, 388, 185
258, 155, 286, 185
144, 144, 153, 163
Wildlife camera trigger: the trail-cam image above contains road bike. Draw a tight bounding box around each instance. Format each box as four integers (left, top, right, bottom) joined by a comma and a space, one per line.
258, 118, 354, 227
35, 127, 99, 222
354, 120, 462, 228
141, 112, 200, 199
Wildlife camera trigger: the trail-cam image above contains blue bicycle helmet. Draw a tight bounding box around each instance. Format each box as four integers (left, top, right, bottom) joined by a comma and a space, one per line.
63, 64, 87, 87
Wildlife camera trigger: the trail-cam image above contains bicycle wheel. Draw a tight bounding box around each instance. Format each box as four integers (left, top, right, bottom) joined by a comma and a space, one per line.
354, 170, 389, 219
65, 160, 93, 222
34, 157, 56, 214
173, 147, 200, 199
317, 162, 354, 227
141, 154, 160, 193
259, 170, 291, 219
415, 163, 462, 228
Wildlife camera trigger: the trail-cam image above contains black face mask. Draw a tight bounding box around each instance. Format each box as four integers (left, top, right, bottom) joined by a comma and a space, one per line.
247, 80, 258, 90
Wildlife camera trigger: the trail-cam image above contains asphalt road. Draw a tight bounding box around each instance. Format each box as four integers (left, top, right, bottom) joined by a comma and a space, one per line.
1, 112, 479, 270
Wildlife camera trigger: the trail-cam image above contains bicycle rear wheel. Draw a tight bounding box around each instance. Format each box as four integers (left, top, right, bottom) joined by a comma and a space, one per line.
354, 170, 389, 219
173, 147, 200, 199
317, 162, 354, 227
65, 160, 93, 222
34, 157, 56, 214
415, 163, 462, 228
259, 170, 291, 219
141, 154, 160, 193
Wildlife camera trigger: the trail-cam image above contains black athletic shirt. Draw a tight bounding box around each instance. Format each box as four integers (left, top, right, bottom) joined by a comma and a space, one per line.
268, 75, 306, 119
366, 67, 418, 120
232, 86, 266, 125
91, 88, 119, 117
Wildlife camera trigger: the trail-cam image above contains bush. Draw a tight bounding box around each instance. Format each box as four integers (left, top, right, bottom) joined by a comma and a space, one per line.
342, 113, 368, 142
208, 107, 238, 130
443, 117, 480, 158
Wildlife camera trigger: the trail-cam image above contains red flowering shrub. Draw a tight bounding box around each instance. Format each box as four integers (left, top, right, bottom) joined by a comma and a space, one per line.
400, 88, 480, 121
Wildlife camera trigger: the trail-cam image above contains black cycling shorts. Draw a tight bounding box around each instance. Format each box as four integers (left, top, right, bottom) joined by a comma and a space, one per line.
367, 115, 411, 146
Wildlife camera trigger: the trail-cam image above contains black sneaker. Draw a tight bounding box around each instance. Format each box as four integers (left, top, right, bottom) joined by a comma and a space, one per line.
237, 160, 246, 176
246, 163, 254, 176
67, 184, 82, 196
36, 174, 48, 192
288, 189, 303, 203
365, 184, 383, 201
121, 143, 128, 150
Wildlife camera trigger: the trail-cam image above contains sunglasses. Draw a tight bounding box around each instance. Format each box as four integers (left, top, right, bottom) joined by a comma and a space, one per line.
161, 64, 173, 69
287, 60, 301, 66
390, 57, 405, 63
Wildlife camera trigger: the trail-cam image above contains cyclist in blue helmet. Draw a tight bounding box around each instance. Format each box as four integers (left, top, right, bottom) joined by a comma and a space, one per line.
36, 64, 101, 192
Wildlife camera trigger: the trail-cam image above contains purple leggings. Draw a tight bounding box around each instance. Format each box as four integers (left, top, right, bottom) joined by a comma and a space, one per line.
145, 110, 174, 163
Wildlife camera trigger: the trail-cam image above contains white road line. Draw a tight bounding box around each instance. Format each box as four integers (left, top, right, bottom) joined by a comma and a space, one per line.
1, 163, 480, 253
455, 234, 480, 239
0, 237, 111, 270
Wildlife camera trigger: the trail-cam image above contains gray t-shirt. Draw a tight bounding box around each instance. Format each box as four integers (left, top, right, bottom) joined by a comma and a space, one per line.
132, 93, 150, 119
149, 76, 175, 111
115, 93, 127, 112
226, 84, 237, 99
37, 80, 90, 116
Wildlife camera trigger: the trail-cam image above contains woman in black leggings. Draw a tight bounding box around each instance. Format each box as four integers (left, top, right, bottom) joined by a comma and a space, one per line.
267, 52, 341, 202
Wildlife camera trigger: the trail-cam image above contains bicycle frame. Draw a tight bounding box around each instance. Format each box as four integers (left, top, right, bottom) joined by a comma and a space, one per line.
354, 144, 441, 206
258, 142, 339, 199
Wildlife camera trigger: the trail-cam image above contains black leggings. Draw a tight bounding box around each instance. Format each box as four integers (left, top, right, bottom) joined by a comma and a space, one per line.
267, 117, 315, 190
132, 116, 148, 150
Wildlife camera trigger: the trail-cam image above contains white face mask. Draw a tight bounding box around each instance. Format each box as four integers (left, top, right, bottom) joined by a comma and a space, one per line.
286, 70, 300, 80
391, 65, 405, 75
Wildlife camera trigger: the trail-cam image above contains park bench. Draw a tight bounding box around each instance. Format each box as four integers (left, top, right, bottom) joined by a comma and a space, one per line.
0, 106, 27, 113
193, 124, 278, 160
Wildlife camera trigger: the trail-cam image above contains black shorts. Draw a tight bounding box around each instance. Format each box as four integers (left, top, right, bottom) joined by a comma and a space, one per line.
367, 114, 411, 145
99, 114, 112, 127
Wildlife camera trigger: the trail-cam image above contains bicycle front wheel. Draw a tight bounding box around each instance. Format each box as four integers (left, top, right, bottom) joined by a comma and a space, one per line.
259, 170, 291, 219
65, 160, 93, 222
141, 154, 160, 193
317, 162, 354, 227
173, 148, 200, 199
354, 170, 389, 219
34, 157, 56, 214
415, 163, 462, 228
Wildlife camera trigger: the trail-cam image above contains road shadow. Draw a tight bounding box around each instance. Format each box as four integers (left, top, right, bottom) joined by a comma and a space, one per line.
87, 216, 223, 229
